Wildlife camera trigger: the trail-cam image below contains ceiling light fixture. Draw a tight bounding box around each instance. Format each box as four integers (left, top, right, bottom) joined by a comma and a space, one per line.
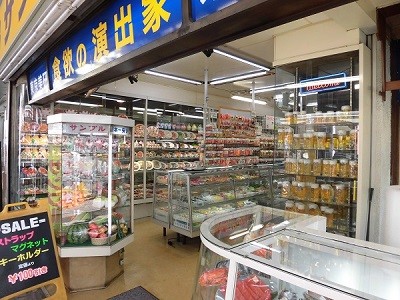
91, 94, 125, 103
137, 111, 162, 116
213, 49, 270, 71
144, 70, 203, 85
56, 100, 102, 107
181, 114, 203, 119
252, 82, 295, 94
306, 101, 318, 107
231, 95, 266, 105
210, 71, 267, 85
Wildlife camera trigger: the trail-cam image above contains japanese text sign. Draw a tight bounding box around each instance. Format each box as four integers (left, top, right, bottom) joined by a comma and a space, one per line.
62, 123, 110, 135
190, 0, 239, 21
299, 72, 348, 95
48, 0, 182, 91
28, 61, 50, 101
0, 0, 41, 61
0, 201, 66, 299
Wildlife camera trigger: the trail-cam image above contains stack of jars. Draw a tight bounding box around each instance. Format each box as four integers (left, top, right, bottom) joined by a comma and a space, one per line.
277, 127, 293, 149
281, 180, 351, 204
285, 158, 358, 178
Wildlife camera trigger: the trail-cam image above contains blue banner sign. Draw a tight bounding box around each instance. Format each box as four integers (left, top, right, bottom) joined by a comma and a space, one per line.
28, 61, 50, 101
299, 73, 347, 95
191, 0, 239, 21
48, 0, 182, 90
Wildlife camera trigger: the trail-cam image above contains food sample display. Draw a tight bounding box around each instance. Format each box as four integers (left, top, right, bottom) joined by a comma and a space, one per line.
194, 205, 400, 300
274, 109, 359, 237
18, 105, 49, 206
47, 114, 134, 257
204, 113, 260, 167
167, 166, 273, 237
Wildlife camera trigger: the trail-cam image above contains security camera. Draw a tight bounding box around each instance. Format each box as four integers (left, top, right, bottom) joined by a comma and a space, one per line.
128, 74, 138, 84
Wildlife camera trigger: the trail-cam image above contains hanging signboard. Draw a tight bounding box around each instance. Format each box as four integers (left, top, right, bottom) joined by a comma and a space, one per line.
47, 0, 182, 91
299, 72, 348, 95
0, 0, 41, 61
190, 0, 240, 21
0, 200, 67, 299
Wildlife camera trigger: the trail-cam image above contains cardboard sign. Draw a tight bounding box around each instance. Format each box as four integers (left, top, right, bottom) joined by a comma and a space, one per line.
0, 200, 66, 299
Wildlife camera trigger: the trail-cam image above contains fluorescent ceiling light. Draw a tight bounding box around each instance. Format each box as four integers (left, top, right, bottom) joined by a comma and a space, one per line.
213, 49, 270, 71
354, 83, 360, 89
231, 95, 266, 105
157, 109, 184, 115
119, 107, 127, 111
91, 93, 125, 103
56, 100, 102, 107
132, 107, 158, 112
210, 71, 267, 85
306, 101, 318, 107
195, 107, 203, 110
253, 82, 295, 94
144, 70, 203, 85
181, 114, 203, 119
137, 111, 162, 116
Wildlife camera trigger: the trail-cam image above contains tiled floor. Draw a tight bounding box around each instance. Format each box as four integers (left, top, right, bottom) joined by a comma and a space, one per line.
67, 218, 201, 300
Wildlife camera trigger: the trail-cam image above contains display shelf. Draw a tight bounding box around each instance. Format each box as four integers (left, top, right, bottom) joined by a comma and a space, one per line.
47, 114, 134, 257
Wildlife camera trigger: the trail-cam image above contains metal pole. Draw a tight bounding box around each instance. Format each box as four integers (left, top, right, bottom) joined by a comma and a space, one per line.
350, 57, 353, 109
203, 58, 209, 167
251, 80, 256, 113
294, 67, 299, 111
143, 97, 148, 200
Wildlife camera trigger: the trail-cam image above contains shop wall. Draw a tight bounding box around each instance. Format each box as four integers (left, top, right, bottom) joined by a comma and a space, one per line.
98, 78, 275, 116
274, 20, 365, 66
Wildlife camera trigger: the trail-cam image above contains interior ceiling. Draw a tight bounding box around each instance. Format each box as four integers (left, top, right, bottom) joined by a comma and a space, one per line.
132, 1, 399, 103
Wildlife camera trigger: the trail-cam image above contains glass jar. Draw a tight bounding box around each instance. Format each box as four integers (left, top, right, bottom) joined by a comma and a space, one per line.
292, 112, 298, 124
322, 160, 331, 177
285, 112, 294, 125
291, 181, 298, 199
349, 129, 357, 150
284, 127, 294, 149
290, 158, 298, 174
324, 208, 335, 228
310, 183, 320, 202
295, 202, 306, 214
320, 206, 328, 216
297, 182, 307, 200
293, 134, 302, 149
332, 133, 339, 149
284, 158, 291, 174
339, 159, 349, 178
303, 132, 314, 149
315, 132, 326, 149
321, 184, 333, 203
312, 159, 322, 176
349, 160, 358, 178
325, 111, 336, 123
281, 181, 291, 198
315, 111, 323, 124
305, 182, 312, 200
330, 159, 338, 177
334, 183, 349, 204
298, 159, 305, 175
277, 129, 285, 149
308, 203, 320, 216
303, 159, 312, 175
285, 200, 295, 219
298, 111, 307, 124
337, 130, 347, 149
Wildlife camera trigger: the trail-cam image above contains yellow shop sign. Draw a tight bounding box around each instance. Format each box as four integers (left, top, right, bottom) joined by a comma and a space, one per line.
0, 0, 41, 61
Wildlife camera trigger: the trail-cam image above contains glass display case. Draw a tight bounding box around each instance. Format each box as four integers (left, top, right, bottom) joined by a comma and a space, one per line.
47, 114, 134, 257
169, 166, 273, 238
194, 206, 400, 300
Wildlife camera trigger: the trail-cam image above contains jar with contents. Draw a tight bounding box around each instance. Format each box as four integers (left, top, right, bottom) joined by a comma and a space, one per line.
334, 183, 349, 204
312, 159, 322, 176
339, 159, 349, 178
322, 160, 331, 176
324, 208, 335, 228
292, 112, 298, 125
325, 111, 336, 123
325, 135, 332, 149
293, 134, 302, 149
349, 160, 358, 178
332, 133, 339, 149
281, 181, 291, 198
291, 181, 298, 199
284, 158, 291, 173
337, 130, 347, 149
315, 111, 323, 124
290, 158, 298, 174
315, 132, 327, 149
349, 129, 357, 149
298, 111, 307, 124
330, 159, 338, 177
303, 159, 312, 175
320, 206, 328, 216
341, 105, 352, 122
297, 159, 305, 175
285, 112, 294, 125
310, 183, 320, 202
297, 182, 307, 200
305, 182, 312, 200
308, 203, 320, 216
295, 202, 306, 214
321, 184, 333, 203
303, 132, 314, 149
277, 129, 285, 149
285, 200, 295, 218
283, 127, 294, 149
